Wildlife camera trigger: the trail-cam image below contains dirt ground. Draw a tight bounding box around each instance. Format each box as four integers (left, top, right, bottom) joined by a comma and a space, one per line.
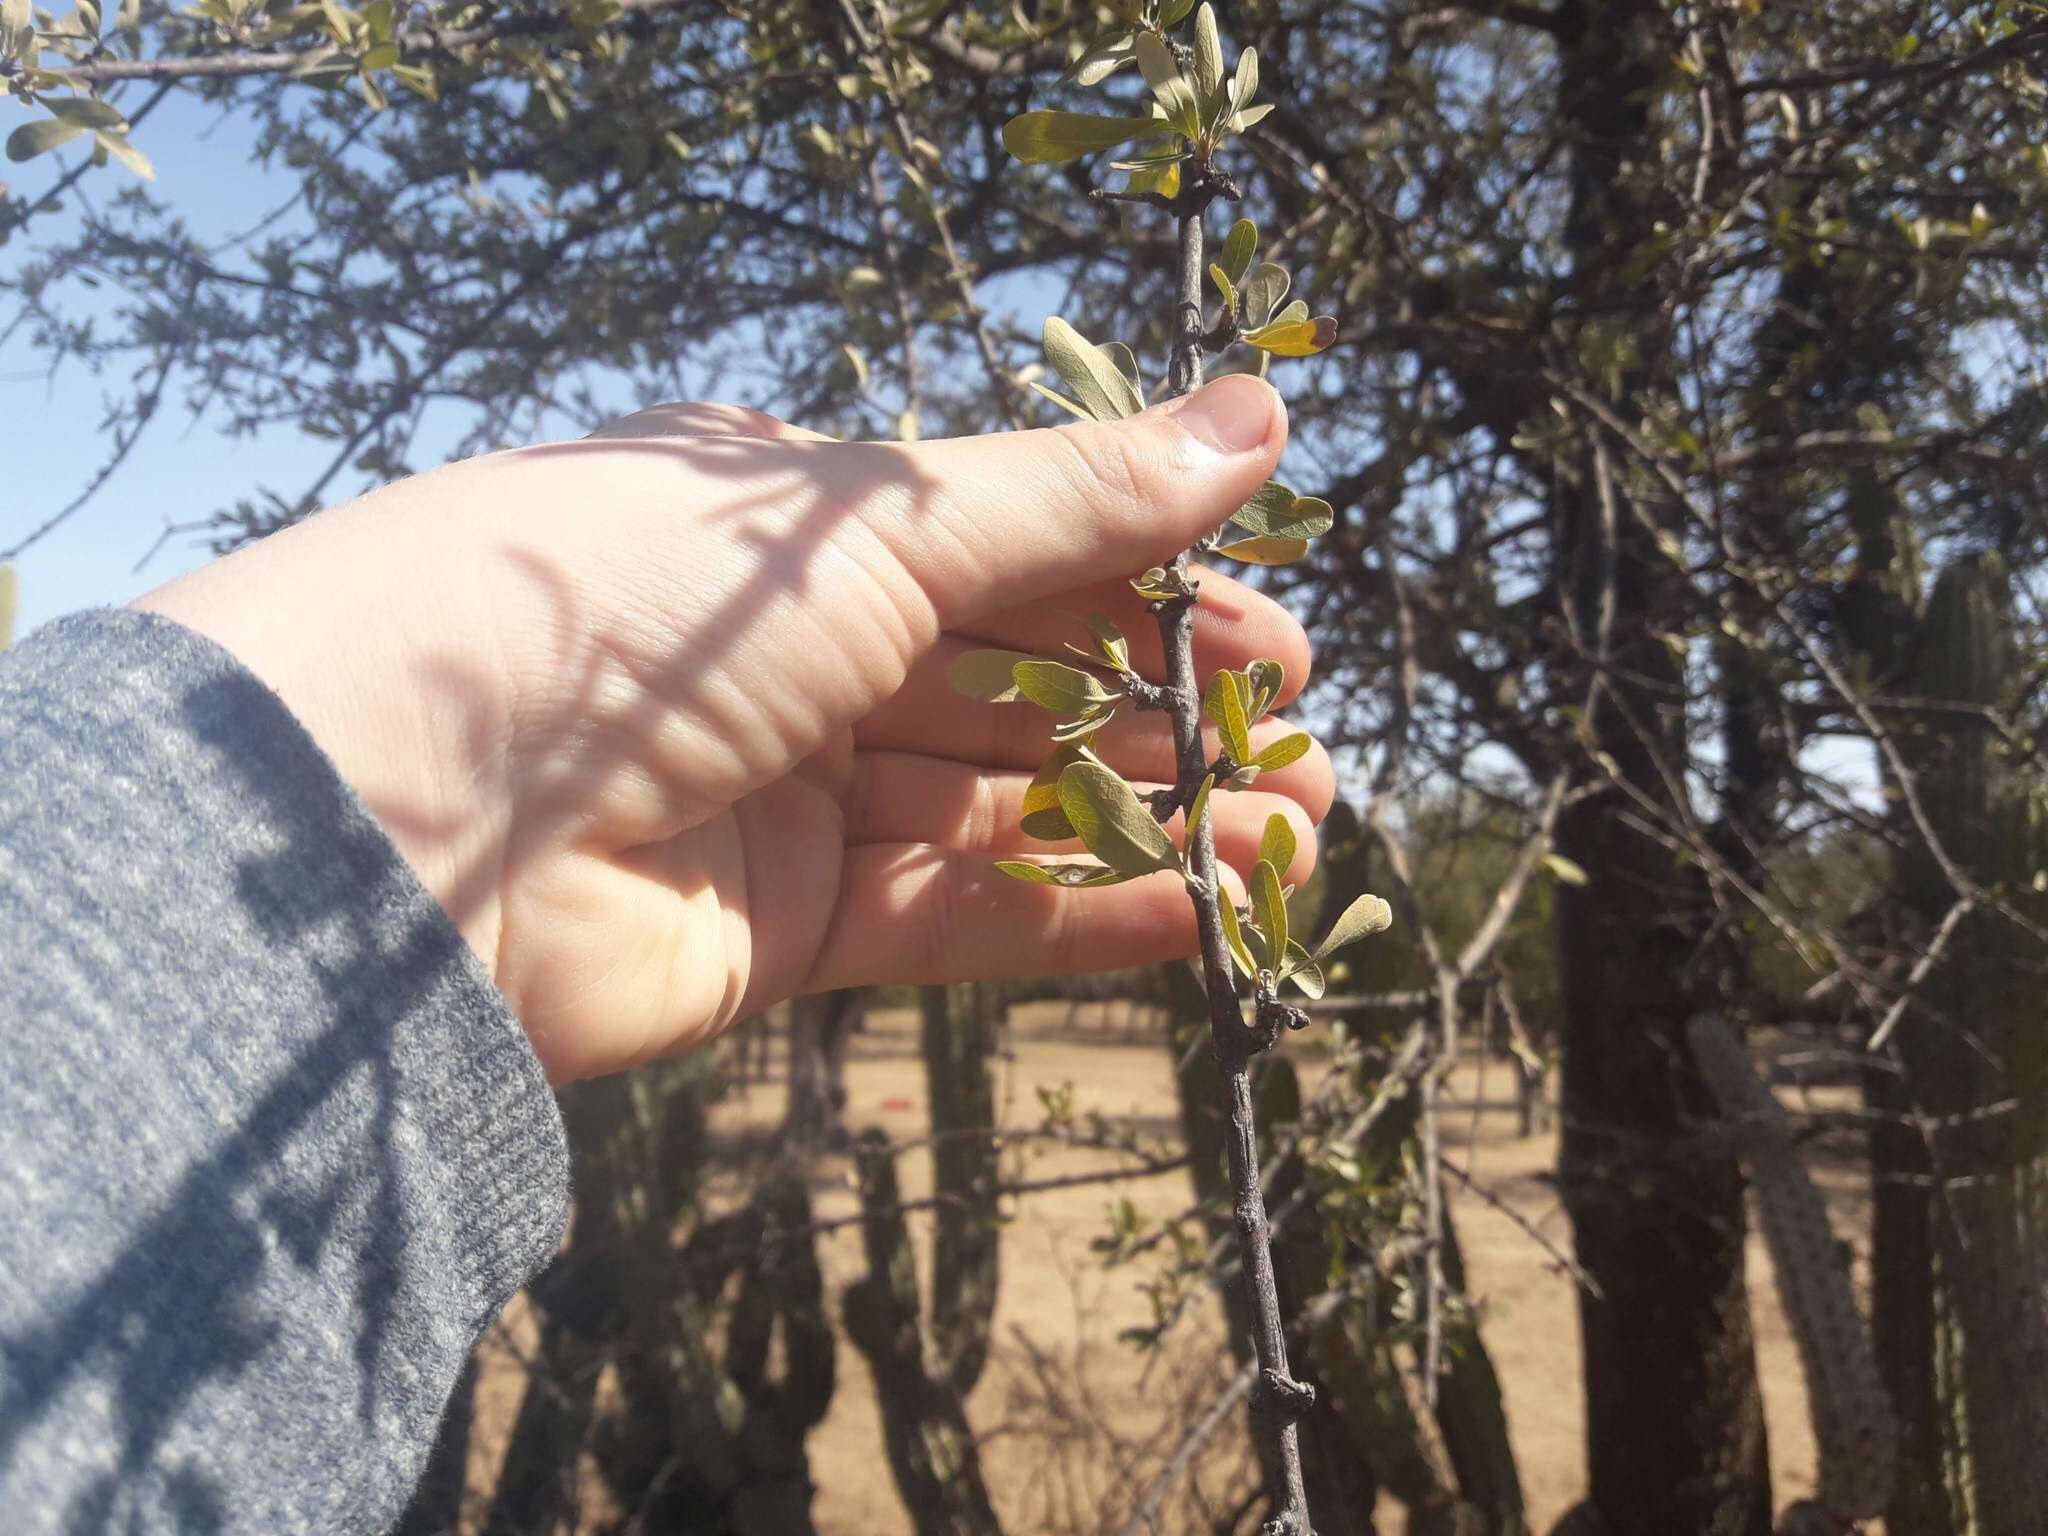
471, 1002, 1873, 1533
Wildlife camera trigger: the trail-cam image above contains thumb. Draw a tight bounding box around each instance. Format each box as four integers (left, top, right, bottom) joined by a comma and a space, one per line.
865, 374, 1285, 626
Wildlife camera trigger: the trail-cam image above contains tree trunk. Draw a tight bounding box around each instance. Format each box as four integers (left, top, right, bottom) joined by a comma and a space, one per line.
1549, 2, 1770, 1527
785, 989, 862, 1151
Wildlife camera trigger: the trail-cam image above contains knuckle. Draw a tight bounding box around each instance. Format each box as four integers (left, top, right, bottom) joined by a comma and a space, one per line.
1048, 419, 1152, 529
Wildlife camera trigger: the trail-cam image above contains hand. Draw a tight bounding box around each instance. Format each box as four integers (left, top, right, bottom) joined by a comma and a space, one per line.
137, 376, 1333, 1080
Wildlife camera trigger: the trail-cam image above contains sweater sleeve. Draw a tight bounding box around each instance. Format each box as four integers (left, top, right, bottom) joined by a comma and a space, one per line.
0, 609, 570, 1536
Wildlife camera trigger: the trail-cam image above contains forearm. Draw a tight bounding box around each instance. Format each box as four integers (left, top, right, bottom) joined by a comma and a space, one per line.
0, 610, 568, 1535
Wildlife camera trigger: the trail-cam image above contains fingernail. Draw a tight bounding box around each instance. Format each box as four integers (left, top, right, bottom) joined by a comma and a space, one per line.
1168, 375, 1277, 455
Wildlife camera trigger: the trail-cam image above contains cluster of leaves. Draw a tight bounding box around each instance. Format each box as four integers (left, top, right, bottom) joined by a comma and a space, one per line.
3, 0, 155, 178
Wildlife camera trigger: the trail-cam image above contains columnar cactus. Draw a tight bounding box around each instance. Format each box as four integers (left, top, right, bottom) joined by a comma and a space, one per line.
1687, 1014, 1896, 1524
1878, 554, 2048, 1534
841, 981, 1005, 1536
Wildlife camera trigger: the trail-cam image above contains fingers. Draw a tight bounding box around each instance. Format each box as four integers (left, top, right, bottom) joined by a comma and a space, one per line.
805, 845, 1248, 993
845, 750, 1319, 887
856, 642, 1338, 823
587, 402, 832, 443
860, 375, 1285, 627
949, 563, 1311, 704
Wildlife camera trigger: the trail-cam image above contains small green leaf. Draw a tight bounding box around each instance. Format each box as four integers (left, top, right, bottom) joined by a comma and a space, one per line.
1159, 0, 1197, 23
359, 40, 400, 69
6, 118, 86, 163
1542, 853, 1591, 887
1245, 659, 1284, 719
1025, 380, 1094, 422
1185, 771, 1216, 840
45, 97, 127, 128
1252, 732, 1313, 772
1203, 669, 1252, 763
1259, 812, 1296, 876
1219, 895, 1257, 976
1220, 218, 1257, 286
1014, 657, 1117, 714
1062, 31, 1137, 84
1239, 263, 1289, 329
1100, 341, 1146, 406
949, 648, 1039, 702
1208, 263, 1237, 308
1044, 316, 1145, 421
1022, 742, 1089, 841
1281, 942, 1326, 998
91, 129, 153, 180
1227, 103, 1275, 133
1215, 534, 1310, 565
1232, 481, 1333, 540
1082, 611, 1131, 671
1230, 46, 1259, 117
1002, 110, 1163, 165
1311, 893, 1393, 962
0, 564, 16, 651
1252, 858, 1289, 959
1131, 567, 1180, 602
1050, 705, 1116, 743
1192, 4, 1224, 103
1058, 761, 1180, 879
1133, 33, 1202, 139
1244, 316, 1338, 357
996, 858, 1131, 888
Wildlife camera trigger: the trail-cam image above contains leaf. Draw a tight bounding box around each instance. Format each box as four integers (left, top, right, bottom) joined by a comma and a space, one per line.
1025, 379, 1094, 422
1230, 46, 1259, 117
1259, 812, 1296, 876
1058, 761, 1180, 879
5, 118, 85, 163
1281, 942, 1326, 998
1062, 31, 1136, 84
1252, 858, 1289, 959
949, 648, 1039, 702
1244, 316, 1338, 357
1131, 567, 1180, 602
1207, 263, 1237, 308
1192, 4, 1224, 103
359, 40, 400, 69
1083, 611, 1131, 671
1185, 772, 1216, 839
1311, 894, 1394, 962
1159, 0, 1197, 23
1014, 657, 1116, 714
2, 0, 29, 35
1245, 659, 1284, 719
45, 97, 126, 128
90, 128, 153, 180
1044, 316, 1144, 420
1215, 535, 1309, 565
1219, 895, 1257, 976
1542, 853, 1591, 887
1022, 742, 1089, 840
1049, 704, 1116, 743
996, 859, 1131, 888
1002, 110, 1162, 165
1228, 103, 1275, 133
1239, 262, 1289, 328
1132, 33, 1201, 140
1100, 341, 1146, 406
1219, 218, 1257, 286
1252, 732, 1313, 772
1232, 480, 1332, 540
1203, 669, 1252, 763
0, 564, 15, 651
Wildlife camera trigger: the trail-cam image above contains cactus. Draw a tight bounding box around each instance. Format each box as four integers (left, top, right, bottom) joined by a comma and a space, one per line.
841, 982, 1004, 1536
1873, 553, 2048, 1534
1688, 1014, 1897, 1524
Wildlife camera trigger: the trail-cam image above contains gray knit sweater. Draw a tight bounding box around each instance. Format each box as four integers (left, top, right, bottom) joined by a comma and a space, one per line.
0, 610, 572, 1533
